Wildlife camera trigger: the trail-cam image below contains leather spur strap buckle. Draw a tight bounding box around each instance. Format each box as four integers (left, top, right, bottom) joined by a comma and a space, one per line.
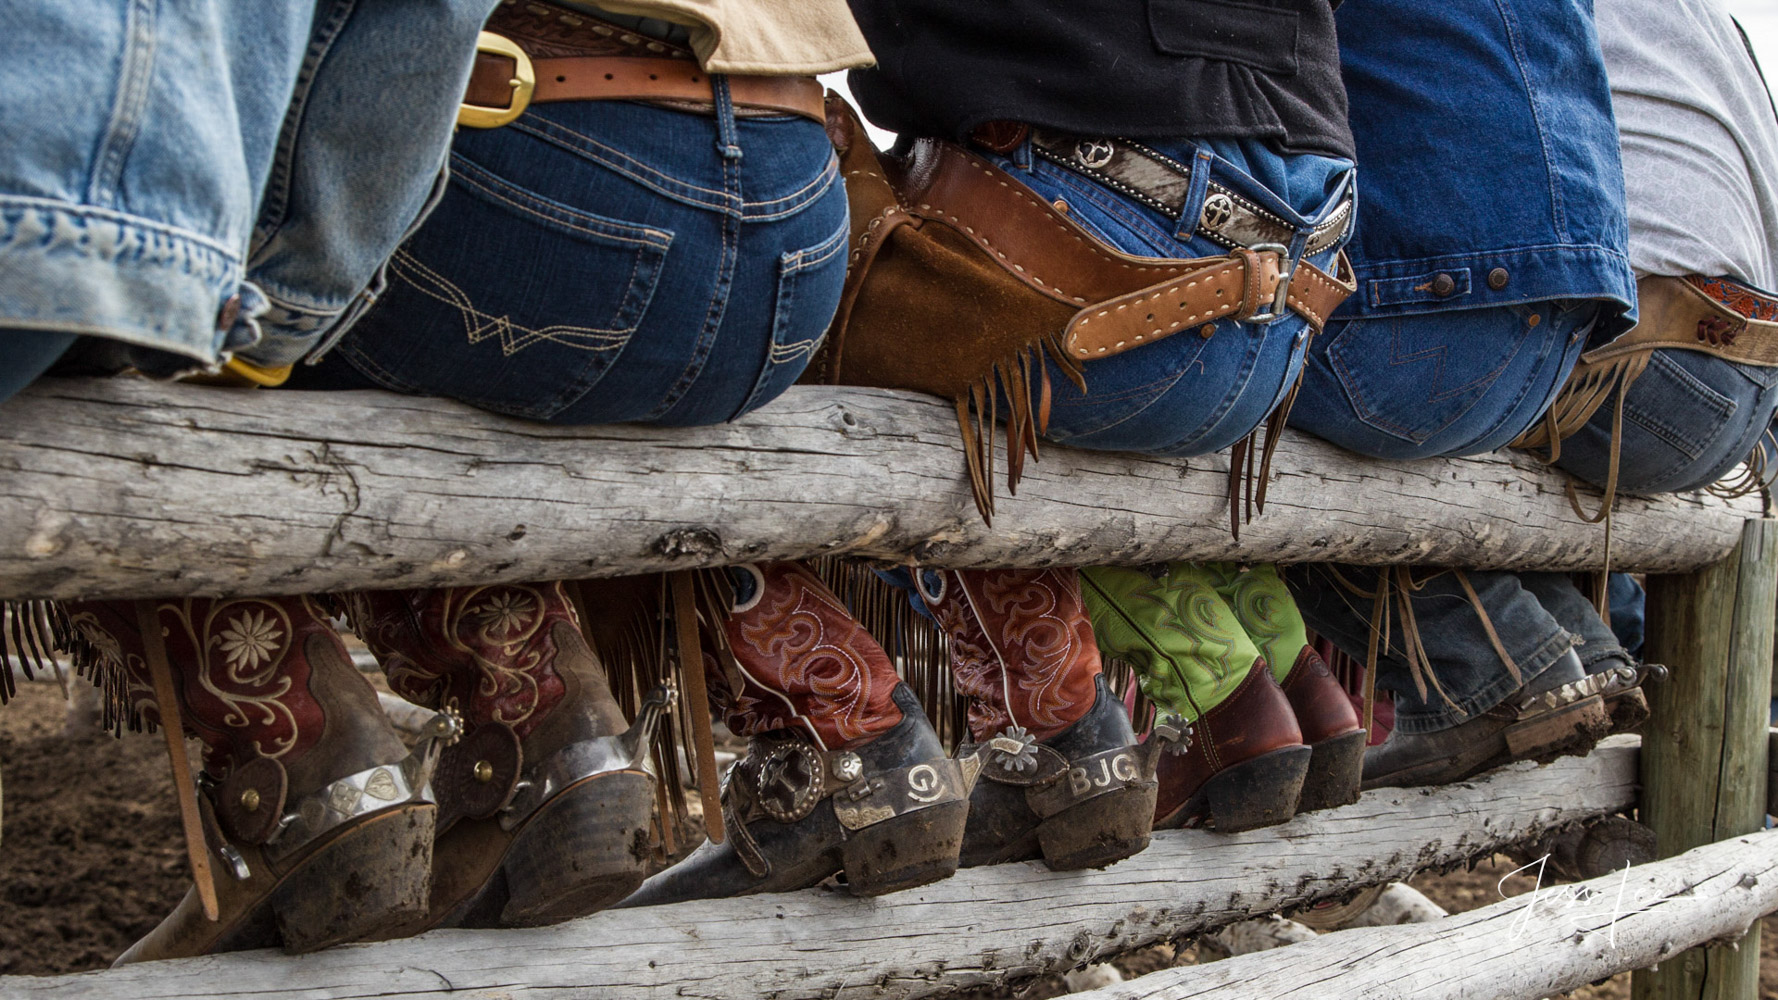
459, 30, 536, 129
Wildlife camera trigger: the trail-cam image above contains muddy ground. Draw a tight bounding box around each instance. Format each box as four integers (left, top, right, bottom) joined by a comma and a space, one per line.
4, 677, 1776, 996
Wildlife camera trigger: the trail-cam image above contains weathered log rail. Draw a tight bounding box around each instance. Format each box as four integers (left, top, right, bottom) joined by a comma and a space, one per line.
0, 740, 1640, 999
0, 378, 1763, 601
3, 378, 1775, 999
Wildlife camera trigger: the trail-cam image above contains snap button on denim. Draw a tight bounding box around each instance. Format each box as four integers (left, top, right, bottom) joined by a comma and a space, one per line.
1432, 273, 1456, 296
1488, 267, 1511, 290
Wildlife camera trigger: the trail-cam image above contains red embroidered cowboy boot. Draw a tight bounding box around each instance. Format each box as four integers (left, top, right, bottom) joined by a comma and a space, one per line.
348, 581, 663, 929
623, 561, 973, 905
58, 596, 436, 963
919, 567, 1158, 870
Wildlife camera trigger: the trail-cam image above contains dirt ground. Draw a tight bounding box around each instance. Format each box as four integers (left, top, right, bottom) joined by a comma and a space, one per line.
5, 676, 1778, 996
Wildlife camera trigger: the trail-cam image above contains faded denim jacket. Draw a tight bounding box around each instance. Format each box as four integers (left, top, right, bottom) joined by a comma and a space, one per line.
1333, 0, 1638, 337
0, 1, 492, 370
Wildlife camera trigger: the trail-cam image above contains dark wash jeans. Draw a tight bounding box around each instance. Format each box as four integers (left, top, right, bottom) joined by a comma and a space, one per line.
1289, 566, 1620, 734
1283, 302, 1632, 731
295, 96, 848, 426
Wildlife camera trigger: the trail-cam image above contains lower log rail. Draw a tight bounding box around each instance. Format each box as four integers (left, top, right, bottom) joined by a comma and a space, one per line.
1076, 828, 1778, 1000
2, 740, 1639, 1000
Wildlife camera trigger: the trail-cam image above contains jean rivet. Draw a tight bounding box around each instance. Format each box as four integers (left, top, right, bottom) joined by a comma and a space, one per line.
1488, 267, 1510, 290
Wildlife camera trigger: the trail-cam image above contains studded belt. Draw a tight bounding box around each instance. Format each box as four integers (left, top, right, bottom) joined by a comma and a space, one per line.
1022, 129, 1354, 257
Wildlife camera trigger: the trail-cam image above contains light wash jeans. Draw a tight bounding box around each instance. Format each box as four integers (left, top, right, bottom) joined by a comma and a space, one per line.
0, 0, 493, 397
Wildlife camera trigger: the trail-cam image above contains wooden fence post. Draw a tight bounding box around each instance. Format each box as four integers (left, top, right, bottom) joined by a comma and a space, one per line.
1634, 518, 1778, 1000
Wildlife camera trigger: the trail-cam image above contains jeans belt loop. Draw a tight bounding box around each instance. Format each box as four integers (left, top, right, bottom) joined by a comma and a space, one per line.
1245, 242, 1295, 325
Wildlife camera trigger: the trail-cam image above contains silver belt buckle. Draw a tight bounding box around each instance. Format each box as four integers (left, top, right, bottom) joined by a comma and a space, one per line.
1245, 242, 1296, 325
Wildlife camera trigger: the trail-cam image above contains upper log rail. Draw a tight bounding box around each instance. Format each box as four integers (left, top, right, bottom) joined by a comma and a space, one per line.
0, 378, 1761, 601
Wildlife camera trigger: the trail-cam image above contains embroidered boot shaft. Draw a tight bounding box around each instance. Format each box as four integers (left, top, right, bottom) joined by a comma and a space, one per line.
919, 568, 1156, 871
714, 562, 905, 750
919, 568, 1105, 743
346, 582, 657, 930
1080, 565, 1308, 831
621, 562, 971, 905
58, 596, 432, 962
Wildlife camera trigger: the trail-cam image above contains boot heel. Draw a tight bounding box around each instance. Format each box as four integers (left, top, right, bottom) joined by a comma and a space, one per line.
272, 803, 434, 953
1036, 783, 1156, 871
1504, 695, 1610, 762
1297, 730, 1366, 814
1197, 745, 1311, 833
497, 770, 655, 927
840, 799, 969, 897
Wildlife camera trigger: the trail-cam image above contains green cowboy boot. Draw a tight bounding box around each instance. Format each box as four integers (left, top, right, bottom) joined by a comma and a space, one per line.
1080, 565, 1308, 833
1202, 562, 1366, 812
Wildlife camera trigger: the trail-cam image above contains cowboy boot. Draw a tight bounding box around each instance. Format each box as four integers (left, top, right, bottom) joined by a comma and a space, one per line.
1516, 571, 1657, 734
349, 581, 662, 929
1080, 565, 1310, 832
622, 561, 972, 905
918, 567, 1157, 870
1213, 563, 1366, 812
58, 596, 438, 963
1361, 647, 1612, 789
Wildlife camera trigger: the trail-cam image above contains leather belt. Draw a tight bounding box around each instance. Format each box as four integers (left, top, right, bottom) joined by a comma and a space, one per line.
1583, 274, 1778, 367
460, 2, 825, 129
886, 140, 1356, 360
464, 49, 825, 127
1025, 129, 1354, 256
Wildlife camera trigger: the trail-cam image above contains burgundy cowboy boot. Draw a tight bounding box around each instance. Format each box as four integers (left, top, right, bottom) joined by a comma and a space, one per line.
59, 596, 438, 963
622, 561, 973, 905
350, 581, 663, 929
920, 568, 1158, 870
1277, 645, 1367, 811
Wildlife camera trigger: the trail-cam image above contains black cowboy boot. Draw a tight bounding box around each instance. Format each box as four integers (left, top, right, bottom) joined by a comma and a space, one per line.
920, 568, 1157, 870
621, 562, 974, 905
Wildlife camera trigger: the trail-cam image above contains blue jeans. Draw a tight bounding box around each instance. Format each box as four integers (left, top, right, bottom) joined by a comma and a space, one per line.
981, 138, 1354, 456
0, 1, 491, 382
1290, 303, 1597, 460
297, 99, 848, 426
1288, 566, 1623, 733
1551, 348, 1778, 495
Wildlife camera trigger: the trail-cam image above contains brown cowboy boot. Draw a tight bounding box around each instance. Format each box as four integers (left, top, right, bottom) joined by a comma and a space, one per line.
622, 561, 973, 905
349, 581, 663, 929
1210, 562, 1367, 813
1081, 565, 1310, 832
920, 567, 1158, 870
58, 596, 438, 963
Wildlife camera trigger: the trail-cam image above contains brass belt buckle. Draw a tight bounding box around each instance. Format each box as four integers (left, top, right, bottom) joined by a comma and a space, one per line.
1245, 242, 1295, 325
459, 31, 535, 129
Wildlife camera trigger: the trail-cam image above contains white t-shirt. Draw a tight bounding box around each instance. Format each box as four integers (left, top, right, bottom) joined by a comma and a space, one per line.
1598, 0, 1778, 291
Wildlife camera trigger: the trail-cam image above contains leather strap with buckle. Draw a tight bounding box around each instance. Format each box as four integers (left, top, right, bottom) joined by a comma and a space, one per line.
888, 139, 1356, 362
460, 31, 825, 129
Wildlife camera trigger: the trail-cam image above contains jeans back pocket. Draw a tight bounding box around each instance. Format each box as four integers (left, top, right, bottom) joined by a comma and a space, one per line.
340, 154, 671, 421
733, 213, 850, 419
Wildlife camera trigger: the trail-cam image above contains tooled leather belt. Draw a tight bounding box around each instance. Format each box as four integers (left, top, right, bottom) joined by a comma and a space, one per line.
973, 124, 1354, 258
460, 1, 826, 128
1583, 273, 1778, 367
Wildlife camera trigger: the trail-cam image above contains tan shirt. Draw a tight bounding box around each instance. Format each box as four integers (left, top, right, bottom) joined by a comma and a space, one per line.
593, 0, 874, 75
